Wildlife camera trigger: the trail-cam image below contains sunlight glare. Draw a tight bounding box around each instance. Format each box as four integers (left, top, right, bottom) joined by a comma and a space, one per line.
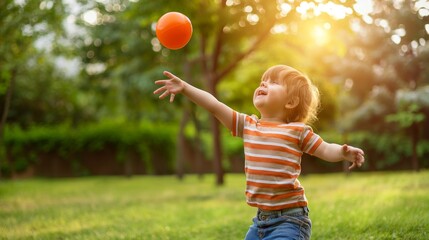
151, 38, 161, 52
391, 35, 401, 45
247, 14, 260, 25
226, 0, 239, 7
375, 18, 390, 32
353, 0, 374, 16
362, 15, 373, 24
313, 26, 328, 45
272, 24, 287, 34
82, 9, 99, 25
244, 5, 253, 13
14, 0, 26, 6
296, 1, 352, 20
39, 1, 54, 10
279, 3, 292, 17
319, 2, 352, 19
296, 1, 311, 17
323, 22, 331, 30
415, 0, 429, 8
419, 8, 429, 17
394, 28, 406, 37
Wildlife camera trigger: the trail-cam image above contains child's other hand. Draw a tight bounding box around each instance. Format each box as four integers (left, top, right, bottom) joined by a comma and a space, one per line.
154, 71, 185, 103
342, 144, 365, 170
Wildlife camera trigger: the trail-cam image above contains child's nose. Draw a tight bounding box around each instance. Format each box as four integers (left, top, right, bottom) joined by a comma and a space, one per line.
260, 81, 267, 87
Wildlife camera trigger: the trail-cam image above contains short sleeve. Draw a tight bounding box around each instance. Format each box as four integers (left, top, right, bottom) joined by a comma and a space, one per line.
231, 111, 246, 138
300, 125, 323, 155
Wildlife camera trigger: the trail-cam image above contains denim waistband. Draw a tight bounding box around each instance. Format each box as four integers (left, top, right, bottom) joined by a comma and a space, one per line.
257, 207, 309, 220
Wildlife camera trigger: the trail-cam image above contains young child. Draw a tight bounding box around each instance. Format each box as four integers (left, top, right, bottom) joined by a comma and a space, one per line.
153, 65, 365, 240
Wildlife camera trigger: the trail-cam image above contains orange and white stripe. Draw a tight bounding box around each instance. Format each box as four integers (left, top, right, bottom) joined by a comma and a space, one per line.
232, 111, 323, 211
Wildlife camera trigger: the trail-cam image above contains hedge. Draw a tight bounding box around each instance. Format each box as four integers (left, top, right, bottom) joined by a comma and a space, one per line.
1, 121, 177, 177
2, 121, 428, 177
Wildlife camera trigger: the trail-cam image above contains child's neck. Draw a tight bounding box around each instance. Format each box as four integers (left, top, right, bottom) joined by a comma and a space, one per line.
259, 117, 286, 124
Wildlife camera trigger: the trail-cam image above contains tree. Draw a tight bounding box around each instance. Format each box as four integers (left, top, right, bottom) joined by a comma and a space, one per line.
0, 0, 67, 178
328, 0, 429, 170
79, 0, 307, 184
79, 0, 378, 184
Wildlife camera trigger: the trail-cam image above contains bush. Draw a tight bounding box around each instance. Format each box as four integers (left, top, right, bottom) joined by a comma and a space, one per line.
321, 131, 429, 170
1, 120, 177, 177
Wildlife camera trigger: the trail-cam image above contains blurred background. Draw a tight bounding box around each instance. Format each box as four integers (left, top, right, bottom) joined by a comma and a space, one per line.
1, 0, 428, 184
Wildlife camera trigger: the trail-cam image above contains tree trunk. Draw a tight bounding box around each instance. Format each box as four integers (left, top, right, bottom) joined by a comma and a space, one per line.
197, 0, 278, 185
176, 109, 190, 180
211, 115, 224, 185
183, 56, 206, 180
411, 122, 419, 171
190, 104, 205, 180
208, 76, 224, 186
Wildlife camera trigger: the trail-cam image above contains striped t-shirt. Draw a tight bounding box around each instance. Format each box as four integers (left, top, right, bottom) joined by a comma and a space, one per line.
232, 111, 323, 211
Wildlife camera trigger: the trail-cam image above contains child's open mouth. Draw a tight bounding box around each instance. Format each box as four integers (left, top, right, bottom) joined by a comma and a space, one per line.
256, 89, 267, 96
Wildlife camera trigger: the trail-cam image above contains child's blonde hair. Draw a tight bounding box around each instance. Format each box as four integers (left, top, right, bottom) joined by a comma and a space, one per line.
261, 65, 320, 124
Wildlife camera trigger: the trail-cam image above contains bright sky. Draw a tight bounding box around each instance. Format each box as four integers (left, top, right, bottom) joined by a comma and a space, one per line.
292, 0, 374, 19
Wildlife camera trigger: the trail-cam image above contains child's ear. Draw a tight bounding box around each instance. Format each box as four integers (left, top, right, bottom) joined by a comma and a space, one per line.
285, 97, 299, 109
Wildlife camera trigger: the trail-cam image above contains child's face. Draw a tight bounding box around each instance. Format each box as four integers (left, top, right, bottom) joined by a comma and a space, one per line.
253, 77, 288, 117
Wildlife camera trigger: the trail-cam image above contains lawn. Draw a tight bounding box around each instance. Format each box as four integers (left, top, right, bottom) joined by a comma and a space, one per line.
0, 171, 428, 239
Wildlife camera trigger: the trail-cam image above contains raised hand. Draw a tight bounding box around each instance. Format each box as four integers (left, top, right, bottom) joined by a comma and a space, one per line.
153, 71, 185, 103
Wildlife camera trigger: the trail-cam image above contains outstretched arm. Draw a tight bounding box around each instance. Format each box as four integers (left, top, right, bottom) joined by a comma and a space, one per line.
313, 142, 365, 170
153, 71, 234, 132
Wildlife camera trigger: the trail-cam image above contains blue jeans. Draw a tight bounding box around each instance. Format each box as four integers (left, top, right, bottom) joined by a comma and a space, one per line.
244, 207, 312, 240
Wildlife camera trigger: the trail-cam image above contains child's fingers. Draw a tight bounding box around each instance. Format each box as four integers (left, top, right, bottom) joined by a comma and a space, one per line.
349, 154, 364, 170
356, 153, 364, 162
357, 154, 365, 167
170, 93, 175, 103
163, 71, 178, 80
153, 86, 167, 95
155, 80, 169, 85
348, 162, 357, 170
158, 90, 170, 99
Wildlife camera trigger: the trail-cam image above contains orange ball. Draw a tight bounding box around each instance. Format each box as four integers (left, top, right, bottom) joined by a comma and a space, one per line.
156, 12, 193, 50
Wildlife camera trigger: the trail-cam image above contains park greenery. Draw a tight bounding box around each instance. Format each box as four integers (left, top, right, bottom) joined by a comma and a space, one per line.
1, 0, 429, 181
1, 172, 428, 239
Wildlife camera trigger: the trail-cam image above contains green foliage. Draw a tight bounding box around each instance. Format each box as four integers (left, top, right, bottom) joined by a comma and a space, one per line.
1, 172, 428, 239
2, 0, 429, 176
183, 122, 244, 170
322, 0, 429, 172
361, 133, 411, 168
386, 103, 425, 128
329, 1, 429, 132
321, 130, 429, 170
0, 0, 66, 94
2, 121, 177, 176
7, 55, 89, 127
222, 133, 244, 158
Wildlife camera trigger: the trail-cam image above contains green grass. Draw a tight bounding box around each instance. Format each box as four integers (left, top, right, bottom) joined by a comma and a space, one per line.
1, 171, 428, 239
